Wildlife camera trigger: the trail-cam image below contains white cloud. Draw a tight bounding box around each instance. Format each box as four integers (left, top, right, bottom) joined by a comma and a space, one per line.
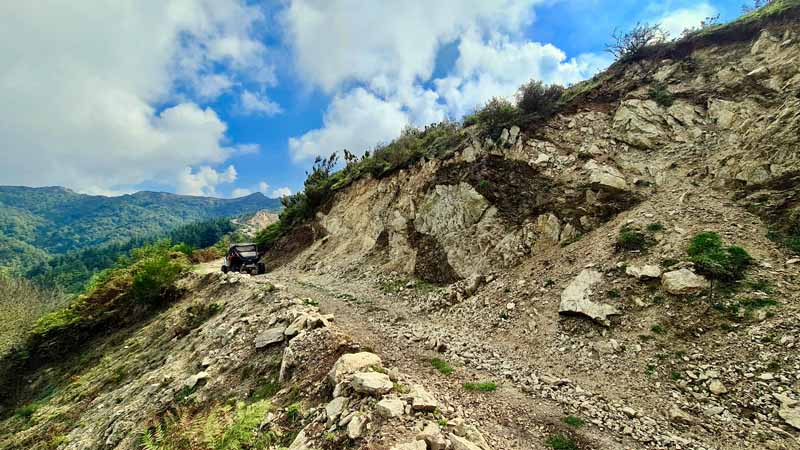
436, 33, 613, 118
283, 0, 540, 93
288, 88, 409, 160
270, 187, 292, 198
656, 3, 717, 38
233, 143, 261, 155
177, 165, 237, 196
0, 0, 270, 194
283, 0, 610, 162
238, 90, 283, 116
258, 181, 270, 193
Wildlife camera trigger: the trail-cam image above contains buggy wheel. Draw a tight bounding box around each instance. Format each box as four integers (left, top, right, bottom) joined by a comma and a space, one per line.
257, 263, 266, 275
221, 265, 229, 274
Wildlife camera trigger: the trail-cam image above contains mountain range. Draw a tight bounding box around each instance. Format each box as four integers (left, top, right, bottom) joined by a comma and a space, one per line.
0, 186, 281, 272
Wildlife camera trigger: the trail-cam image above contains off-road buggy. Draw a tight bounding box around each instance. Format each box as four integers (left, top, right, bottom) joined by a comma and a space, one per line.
221, 243, 266, 275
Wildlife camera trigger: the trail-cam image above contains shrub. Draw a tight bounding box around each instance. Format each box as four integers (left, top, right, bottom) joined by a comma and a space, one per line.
430, 358, 453, 375
606, 22, 669, 60
515, 80, 564, 120
463, 381, 497, 392
464, 97, 521, 140
129, 246, 186, 306
648, 84, 674, 107
546, 433, 578, 450
285, 402, 302, 422
562, 415, 585, 428
0, 275, 65, 356
646, 222, 666, 232
616, 226, 653, 252
171, 243, 194, 257
687, 232, 752, 281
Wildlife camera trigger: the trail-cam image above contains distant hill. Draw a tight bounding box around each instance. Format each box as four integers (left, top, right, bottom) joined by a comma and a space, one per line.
0, 186, 281, 272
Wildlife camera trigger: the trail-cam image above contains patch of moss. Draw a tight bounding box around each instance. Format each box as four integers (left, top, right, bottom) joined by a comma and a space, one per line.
562, 415, 585, 428
463, 381, 497, 392
430, 358, 453, 375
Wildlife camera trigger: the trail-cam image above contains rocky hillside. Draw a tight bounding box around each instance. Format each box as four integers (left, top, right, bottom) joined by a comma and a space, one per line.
0, 186, 281, 272
2, 4, 800, 450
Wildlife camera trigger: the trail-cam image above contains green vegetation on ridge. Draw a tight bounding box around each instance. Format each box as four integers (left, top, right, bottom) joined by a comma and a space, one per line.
27, 217, 237, 293
0, 186, 279, 274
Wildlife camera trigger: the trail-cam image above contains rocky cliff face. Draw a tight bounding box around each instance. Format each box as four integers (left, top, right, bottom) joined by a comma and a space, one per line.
283, 27, 799, 284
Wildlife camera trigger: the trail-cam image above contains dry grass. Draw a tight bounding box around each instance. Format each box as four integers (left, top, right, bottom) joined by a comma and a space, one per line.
0, 275, 66, 355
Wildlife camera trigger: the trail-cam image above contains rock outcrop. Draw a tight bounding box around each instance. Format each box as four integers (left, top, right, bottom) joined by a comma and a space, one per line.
559, 269, 620, 326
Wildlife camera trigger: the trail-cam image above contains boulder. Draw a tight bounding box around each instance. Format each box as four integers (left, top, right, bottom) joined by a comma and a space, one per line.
284, 315, 307, 337
508, 126, 520, 145
182, 371, 209, 390
708, 380, 727, 395
661, 269, 710, 295
417, 422, 447, 450
391, 442, 426, 450
668, 405, 695, 425
585, 160, 628, 191
626, 265, 662, 279
453, 420, 490, 449
376, 398, 405, 418
464, 274, 484, 297
408, 384, 438, 412
536, 213, 561, 242
559, 269, 620, 326
450, 433, 484, 450
347, 414, 367, 439
329, 352, 383, 384
255, 327, 286, 348
351, 372, 393, 396
325, 397, 348, 424
288, 429, 314, 450
774, 393, 800, 430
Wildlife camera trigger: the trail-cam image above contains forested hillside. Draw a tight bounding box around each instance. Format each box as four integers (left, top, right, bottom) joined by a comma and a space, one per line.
0, 186, 280, 273
26, 218, 238, 293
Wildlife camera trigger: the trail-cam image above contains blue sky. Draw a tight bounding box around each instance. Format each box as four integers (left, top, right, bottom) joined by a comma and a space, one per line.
0, 0, 747, 198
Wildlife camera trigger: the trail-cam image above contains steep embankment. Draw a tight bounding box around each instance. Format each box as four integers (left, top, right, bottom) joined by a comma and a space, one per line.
256, 14, 800, 450
0, 271, 509, 450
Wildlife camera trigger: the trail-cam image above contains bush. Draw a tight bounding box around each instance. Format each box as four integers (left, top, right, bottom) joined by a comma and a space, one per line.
562, 416, 585, 428
0, 275, 65, 356
616, 226, 653, 252
687, 232, 752, 281
606, 22, 668, 60
464, 97, 520, 141
130, 246, 186, 306
2, 240, 188, 378
546, 433, 578, 450
515, 80, 564, 119
648, 84, 674, 107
